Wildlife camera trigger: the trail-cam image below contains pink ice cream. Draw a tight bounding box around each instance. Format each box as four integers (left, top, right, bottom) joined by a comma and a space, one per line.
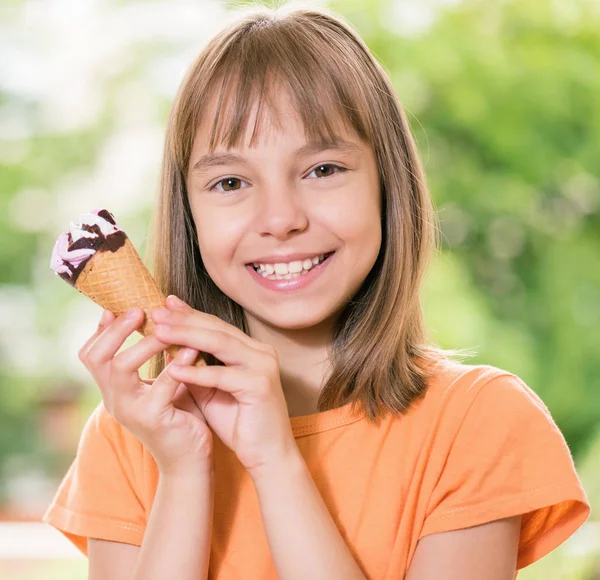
50, 208, 126, 286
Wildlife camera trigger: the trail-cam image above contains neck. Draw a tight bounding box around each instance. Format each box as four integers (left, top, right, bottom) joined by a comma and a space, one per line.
245, 315, 335, 417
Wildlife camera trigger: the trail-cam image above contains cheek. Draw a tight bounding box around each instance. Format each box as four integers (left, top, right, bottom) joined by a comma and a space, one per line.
193, 211, 246, 270
322, 188, 381, 242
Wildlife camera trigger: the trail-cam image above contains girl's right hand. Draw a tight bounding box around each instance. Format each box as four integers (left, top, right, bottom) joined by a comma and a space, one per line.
78, 306, 214, 478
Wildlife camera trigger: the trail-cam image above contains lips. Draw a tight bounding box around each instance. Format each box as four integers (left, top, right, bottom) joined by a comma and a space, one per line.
246, 249, 335, 292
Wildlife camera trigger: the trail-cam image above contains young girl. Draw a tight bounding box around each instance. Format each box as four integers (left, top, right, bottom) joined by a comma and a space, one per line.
43, 4, 590, 579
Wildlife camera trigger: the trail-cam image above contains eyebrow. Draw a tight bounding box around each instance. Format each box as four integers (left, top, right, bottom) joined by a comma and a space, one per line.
190, 139, 362, 175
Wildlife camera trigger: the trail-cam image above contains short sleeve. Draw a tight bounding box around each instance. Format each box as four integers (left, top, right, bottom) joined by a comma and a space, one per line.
42, 402, 147, 556
419, 373, 591, 570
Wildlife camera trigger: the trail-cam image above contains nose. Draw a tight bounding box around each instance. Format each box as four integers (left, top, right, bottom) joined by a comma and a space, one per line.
255, 182, 309, 239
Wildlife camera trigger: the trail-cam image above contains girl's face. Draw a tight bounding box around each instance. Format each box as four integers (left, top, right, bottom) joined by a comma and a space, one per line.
185, 88, 382, 334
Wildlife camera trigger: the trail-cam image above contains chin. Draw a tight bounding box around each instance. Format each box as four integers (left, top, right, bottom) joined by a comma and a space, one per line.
244, 304, 339, 332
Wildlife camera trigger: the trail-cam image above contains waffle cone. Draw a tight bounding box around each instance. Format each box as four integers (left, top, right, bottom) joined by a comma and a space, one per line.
75, 237, 205, 367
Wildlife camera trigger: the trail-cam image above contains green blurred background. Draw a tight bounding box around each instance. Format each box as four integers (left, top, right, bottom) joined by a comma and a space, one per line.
0, 0, 598, 577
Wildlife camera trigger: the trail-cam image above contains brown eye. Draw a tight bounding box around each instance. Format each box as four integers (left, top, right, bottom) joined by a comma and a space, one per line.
307, 163, 348, 180
211, 177, 245, 193
315, 165, 334, 177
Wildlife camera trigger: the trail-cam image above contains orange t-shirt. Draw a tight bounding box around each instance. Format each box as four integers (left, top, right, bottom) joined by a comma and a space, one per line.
43, 361, 590, 578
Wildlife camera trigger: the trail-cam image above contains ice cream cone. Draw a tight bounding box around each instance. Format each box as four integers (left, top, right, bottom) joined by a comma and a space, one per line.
75, 237, 205, 367
75, 238, 206, 365
51, 208, 205, 368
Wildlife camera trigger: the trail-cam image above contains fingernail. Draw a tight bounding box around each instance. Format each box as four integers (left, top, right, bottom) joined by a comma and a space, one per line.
125, 307, 139, 319
175, 348, 197, 363
168, 295, 187, 308
100, 309, 112, 324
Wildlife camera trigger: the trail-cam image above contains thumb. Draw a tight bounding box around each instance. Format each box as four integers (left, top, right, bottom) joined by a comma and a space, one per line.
151, 347, 199, 408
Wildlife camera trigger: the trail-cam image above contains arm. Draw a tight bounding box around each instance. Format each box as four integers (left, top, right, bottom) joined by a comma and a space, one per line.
89, 468, 214, 580
250, 449, 366, 580
250, 448, 521, 580
131, 467, 215, 580
89, 540, 139, 580
406, 515, 522, 580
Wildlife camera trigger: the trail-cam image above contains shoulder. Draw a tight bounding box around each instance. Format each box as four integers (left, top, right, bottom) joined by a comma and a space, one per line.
405, 359, 558, 448
82, 401, 123, 438
415, 360, 590, 567
43, 401, 150, 556
422, 359, 546, 418
79, 401, 146, 462
414, 359, 582, 493
74, 401, 154, 498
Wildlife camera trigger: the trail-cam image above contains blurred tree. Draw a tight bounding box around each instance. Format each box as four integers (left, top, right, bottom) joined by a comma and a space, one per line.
334, 0, 600, 456
0, 0, 599, 510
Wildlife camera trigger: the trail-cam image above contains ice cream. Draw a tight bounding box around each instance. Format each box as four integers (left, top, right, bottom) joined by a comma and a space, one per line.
51, 208, 206, 367
51, 209, 126, 285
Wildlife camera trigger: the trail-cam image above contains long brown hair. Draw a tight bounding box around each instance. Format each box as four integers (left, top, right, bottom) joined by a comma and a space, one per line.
145, 2, 472, 422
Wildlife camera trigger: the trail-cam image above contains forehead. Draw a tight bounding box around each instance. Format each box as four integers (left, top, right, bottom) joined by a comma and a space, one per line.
192, 76, 360, 156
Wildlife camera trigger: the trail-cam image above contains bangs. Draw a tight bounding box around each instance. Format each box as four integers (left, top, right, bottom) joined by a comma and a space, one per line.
192, 17, 376, 159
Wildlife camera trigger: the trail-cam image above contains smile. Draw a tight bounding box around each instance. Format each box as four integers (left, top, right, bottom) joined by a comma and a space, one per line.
246, 252, 335, 292
252, 252, 333, 280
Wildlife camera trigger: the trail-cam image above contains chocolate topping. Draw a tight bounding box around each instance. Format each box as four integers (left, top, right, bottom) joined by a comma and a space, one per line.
58, 229, 128, 286
97, 209, 117, 225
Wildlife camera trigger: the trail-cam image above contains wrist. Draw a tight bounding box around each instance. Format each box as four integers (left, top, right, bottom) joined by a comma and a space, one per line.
248, 446, 305, 490
159, 456, 215, 481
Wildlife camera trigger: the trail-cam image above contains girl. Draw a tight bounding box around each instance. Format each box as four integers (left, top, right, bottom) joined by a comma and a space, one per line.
43, 3, 590, 579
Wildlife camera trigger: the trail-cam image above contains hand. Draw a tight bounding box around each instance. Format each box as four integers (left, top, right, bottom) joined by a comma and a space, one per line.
150, 295, 298, 478
78, 307, 214, 477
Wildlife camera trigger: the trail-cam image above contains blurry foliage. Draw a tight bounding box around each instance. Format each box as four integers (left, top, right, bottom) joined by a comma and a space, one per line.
334, 0, 600, 458
0, 0, 598, 542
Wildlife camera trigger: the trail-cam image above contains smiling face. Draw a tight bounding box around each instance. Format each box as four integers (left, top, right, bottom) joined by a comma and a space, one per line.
184, 84, 382, 336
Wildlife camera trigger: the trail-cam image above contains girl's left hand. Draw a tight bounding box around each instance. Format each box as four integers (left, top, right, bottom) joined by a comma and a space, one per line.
151, 295, 298, 478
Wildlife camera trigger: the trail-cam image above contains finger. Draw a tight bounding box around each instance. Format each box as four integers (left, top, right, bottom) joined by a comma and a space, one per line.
87, 307, 146, 367
172, 381, 208, 422
149, 347, 200, 409
153, 324, 259, 367
112, 333, 180, 375
151, 306, 231, 342
167, 364, 262, 404
95, 333, 173, 410
185, 382, 217, 413
78, 309, 115, 364
97, 308, 116, 331
160, 296, 261, 349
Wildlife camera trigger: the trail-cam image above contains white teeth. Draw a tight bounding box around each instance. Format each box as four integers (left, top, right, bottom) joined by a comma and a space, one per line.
255, 254, 327, 275
288, 260, 303, 273
254, 253, 331, 278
